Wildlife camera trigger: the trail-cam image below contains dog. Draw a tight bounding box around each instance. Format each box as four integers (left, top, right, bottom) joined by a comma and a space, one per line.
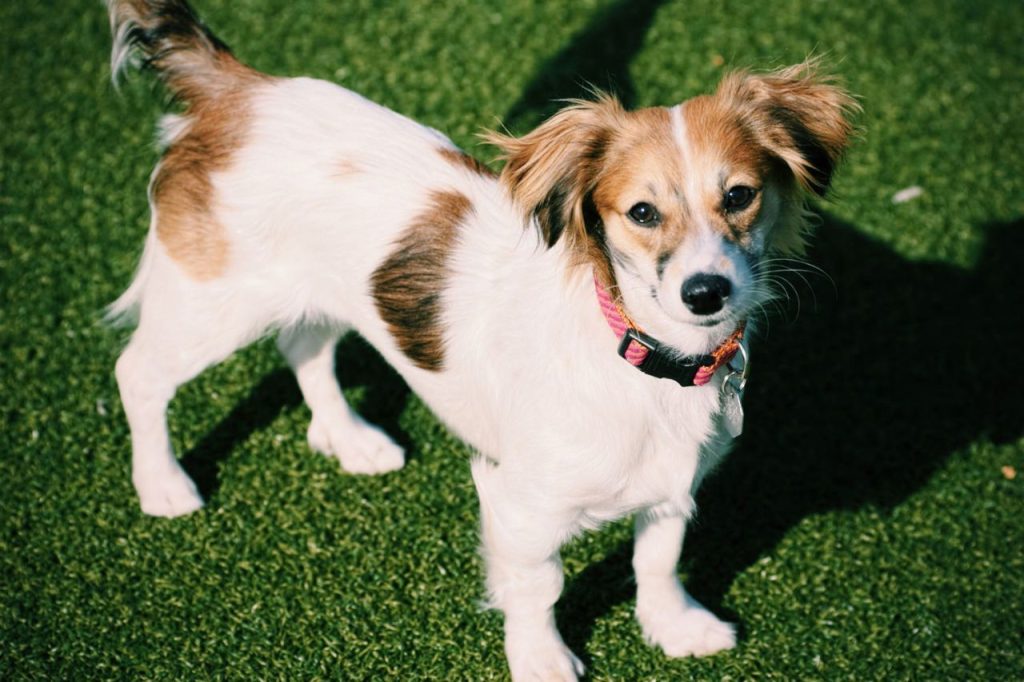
105, 1, 855, 679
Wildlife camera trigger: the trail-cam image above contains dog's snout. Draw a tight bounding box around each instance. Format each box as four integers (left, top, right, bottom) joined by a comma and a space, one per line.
681, 274, 731, 315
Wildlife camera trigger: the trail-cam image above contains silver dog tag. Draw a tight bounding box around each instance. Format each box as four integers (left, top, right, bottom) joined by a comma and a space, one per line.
720, 342, 749, 439
722, 387, 745, 438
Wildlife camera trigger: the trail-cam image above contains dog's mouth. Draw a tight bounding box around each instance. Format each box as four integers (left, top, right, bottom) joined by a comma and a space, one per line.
691, 315, 745, 353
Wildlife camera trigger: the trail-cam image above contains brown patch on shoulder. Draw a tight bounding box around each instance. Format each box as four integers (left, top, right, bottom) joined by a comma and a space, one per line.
151, 79, 265, 280
371, 190, 472, 371
438, 147, 497, 178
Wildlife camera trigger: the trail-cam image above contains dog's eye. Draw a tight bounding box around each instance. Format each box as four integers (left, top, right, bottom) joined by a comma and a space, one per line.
627, 202, 660, 226
723, 186, 757, 212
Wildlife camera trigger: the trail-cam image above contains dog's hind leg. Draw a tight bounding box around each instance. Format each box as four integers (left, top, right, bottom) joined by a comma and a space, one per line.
277, 324, 405, 475
115, 289, 255, 518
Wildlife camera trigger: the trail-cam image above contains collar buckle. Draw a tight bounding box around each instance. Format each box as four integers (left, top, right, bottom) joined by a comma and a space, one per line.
617, 327, 658, 358
619, 327, 713, 387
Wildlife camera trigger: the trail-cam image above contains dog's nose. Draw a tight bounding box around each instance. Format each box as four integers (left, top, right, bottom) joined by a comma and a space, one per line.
681, 274, 731, 315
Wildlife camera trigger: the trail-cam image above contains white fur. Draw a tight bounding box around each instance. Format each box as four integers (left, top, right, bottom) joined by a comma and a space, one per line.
115, 77, 742, 678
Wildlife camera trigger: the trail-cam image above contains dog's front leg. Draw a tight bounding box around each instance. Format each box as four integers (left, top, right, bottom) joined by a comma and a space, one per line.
472, 458, 584, 682
633, 511, 737, 658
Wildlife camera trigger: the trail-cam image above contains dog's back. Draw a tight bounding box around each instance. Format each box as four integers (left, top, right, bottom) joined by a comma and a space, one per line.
107, 1, 502, 336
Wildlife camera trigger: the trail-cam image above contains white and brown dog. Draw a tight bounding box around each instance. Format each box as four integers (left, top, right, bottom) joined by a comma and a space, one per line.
106, 1, 855, 679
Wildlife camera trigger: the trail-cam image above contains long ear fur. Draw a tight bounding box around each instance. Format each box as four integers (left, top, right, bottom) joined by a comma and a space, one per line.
719, 59, 859, 196
484, 96, 624, 251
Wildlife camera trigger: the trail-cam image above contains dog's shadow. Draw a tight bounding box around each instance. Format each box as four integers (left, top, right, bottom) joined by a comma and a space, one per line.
556, 215, 1024, 659
501, 0, 668, 133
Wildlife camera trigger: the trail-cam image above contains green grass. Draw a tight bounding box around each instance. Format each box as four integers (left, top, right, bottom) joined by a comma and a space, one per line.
3, 0, 1023, 679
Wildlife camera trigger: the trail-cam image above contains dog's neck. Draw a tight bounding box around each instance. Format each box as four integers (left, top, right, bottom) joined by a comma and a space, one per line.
592, 272, 744, 388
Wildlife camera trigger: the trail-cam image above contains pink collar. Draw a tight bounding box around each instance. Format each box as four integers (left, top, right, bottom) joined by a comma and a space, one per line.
594, 274, 744, 387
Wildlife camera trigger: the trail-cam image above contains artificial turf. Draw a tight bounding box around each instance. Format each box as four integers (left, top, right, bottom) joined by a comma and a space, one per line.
2, 0, 1023, 679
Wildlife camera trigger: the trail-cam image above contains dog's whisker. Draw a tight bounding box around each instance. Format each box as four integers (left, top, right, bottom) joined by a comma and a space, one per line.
759, 257, 837, 299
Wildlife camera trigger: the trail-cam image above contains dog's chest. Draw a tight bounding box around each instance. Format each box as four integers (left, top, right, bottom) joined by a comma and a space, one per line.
575, 383, 724, 525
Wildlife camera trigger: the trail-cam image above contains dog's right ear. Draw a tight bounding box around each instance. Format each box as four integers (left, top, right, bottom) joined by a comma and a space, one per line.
716, 60, 858, 197
485, 97, 622, 250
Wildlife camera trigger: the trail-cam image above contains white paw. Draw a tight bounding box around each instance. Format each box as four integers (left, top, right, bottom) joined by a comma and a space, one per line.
638, 598, 737, 658
134, 465, 204, 518
506, 633, 585, 682
307, 415, 405, 475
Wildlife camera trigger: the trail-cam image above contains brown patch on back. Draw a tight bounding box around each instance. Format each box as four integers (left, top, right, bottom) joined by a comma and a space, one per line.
438, 147, 496, 178
150, 72, 268, 280
371, 190, 472, 371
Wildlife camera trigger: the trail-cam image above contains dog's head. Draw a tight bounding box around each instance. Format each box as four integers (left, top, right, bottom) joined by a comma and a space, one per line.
488, 61, 857, 354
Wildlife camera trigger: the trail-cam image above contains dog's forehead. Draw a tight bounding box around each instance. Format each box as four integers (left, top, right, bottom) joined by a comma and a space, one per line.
595, 107, 678, 206
677, 95, 775, 179
597, 97, 773, 212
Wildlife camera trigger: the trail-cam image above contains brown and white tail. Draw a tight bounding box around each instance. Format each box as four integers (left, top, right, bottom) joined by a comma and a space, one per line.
104, 0, 266, 325
106, 0, 256, 104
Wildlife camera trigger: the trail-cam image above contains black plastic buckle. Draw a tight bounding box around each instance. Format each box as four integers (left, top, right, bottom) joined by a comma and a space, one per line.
618, 327, 659, 358
618, 328, 714, 387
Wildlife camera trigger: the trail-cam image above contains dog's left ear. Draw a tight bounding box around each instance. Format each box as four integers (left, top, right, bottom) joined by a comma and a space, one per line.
485, 97, 622, 251
719, 60, 859, 196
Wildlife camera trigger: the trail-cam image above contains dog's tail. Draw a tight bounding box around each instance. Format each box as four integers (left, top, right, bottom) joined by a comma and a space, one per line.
106, 0, 258, 103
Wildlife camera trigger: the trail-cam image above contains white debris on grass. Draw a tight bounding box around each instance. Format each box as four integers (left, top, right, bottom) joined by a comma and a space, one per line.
892, 185, 924, 204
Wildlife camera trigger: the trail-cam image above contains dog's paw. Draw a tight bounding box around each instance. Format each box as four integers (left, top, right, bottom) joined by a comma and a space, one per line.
307, 416, 405, 475
638, 600, 737, 658
134, 465, 204, 518
506, 637, 585, 682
